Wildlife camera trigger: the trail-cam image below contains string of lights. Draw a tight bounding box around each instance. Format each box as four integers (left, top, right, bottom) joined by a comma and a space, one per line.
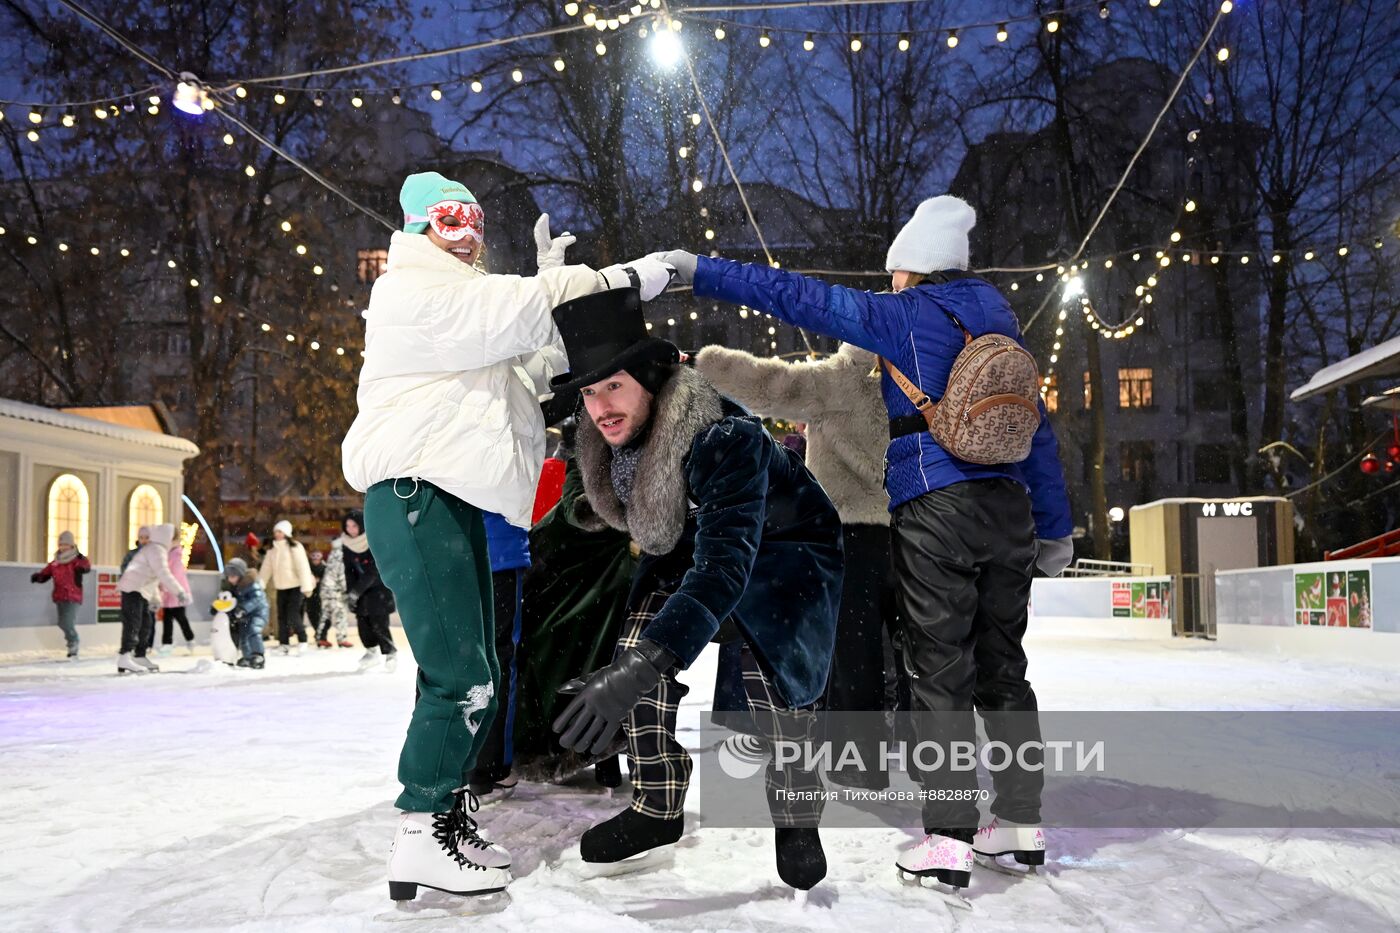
3, 0, 1192, 111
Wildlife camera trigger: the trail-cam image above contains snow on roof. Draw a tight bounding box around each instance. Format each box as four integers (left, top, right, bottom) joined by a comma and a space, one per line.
1362, 385, 1400, 411
1291, 334, 1400, 401
0, 397, 199, 456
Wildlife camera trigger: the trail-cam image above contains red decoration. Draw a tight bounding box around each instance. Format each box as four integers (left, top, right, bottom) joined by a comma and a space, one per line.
1387, 443, 1400, 461
1360, 453, 1381, 475
244, 531, 261, 549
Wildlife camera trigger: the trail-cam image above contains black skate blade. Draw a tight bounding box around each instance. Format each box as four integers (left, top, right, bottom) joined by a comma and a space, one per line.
565, 846, 675, 879
974, 852, 1043, 878
896, 867, 973, 911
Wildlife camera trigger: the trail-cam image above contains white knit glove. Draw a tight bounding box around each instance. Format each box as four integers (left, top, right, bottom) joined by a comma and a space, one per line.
598, 257, 676, 301
534, 213, 576, 271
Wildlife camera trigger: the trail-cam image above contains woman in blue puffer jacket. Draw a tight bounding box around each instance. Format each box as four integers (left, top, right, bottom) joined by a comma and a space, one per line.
653, 195, 1074, 889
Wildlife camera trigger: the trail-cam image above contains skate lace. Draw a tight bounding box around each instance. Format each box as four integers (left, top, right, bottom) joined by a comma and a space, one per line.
431, 787, 491, 869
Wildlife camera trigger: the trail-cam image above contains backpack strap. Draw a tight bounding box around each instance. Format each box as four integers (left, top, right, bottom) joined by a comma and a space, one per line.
881, 270, 981, 439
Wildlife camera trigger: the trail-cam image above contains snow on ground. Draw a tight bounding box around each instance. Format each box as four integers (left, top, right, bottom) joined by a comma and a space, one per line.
2, 634, 1398, 932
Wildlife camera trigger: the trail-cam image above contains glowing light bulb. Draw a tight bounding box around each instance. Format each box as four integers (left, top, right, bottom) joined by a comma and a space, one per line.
222, 133, 234, 145
431, 85, 442, 101
280, 221, 292, 232
898, 34, 910, 52
596, 41, 607, 55
471, 79, 483, 93
244, 165, 256, 176
351, 93, 363, 107
1045, 18, 1059, 33
713, 25, 724, 40
996, 23, 1008, 42
760, 30, 770, 48
850, 35, 862, 52
1216, 47, 1229, 63
554, 58, 565, 72
692, 178, 704, 193
651, 28, 683, 66
946, 30, 958, 49
565, 2, 579, 15
804, 34, 815, 51
274, 93, 286, 105
511, 68, 523, 82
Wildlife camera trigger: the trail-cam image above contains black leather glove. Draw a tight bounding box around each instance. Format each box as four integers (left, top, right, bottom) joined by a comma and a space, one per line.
30, 572, 42, 583
553, 640, 677, 755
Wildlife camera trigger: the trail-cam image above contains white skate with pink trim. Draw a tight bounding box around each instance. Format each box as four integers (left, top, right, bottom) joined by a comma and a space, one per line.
895, 832, 973, 910
973, 817, 1046, 877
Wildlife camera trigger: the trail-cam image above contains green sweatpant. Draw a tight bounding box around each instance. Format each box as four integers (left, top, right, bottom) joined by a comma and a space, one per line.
365, 479, 499, 813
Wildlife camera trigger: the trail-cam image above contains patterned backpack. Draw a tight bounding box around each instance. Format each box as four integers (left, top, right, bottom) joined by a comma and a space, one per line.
882, 280, 1043, 465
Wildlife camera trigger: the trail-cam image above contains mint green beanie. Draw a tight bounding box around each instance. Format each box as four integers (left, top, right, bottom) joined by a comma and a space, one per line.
399, 171, 477, 233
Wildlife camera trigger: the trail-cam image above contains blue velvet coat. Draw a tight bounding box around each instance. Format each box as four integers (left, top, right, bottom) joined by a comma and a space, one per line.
574, 367, 843, 708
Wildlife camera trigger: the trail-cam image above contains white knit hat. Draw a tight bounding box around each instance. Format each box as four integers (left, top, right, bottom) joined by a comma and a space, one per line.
273, 520, 293, 538
885, 195, 976, 273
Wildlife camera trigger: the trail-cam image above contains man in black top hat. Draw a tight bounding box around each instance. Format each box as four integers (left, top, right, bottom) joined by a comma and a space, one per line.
548, 287, 844, 892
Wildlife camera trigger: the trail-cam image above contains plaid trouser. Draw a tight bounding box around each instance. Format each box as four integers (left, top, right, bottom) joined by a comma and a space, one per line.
619, 590, 826, 827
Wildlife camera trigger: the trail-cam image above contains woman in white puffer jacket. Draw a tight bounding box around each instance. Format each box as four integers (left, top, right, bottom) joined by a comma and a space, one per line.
340, 171, 674, 903
116, 523, 191, 675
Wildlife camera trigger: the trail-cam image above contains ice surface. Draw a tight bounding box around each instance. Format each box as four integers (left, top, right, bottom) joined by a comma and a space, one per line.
2, 635, 1397, 932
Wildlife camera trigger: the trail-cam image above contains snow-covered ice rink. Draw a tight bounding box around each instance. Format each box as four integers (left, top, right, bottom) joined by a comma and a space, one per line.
3, 634, 1398, 932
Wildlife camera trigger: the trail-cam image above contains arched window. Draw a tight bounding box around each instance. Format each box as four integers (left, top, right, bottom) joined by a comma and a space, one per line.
128, 484, 164, 546
46, 474, 90, 557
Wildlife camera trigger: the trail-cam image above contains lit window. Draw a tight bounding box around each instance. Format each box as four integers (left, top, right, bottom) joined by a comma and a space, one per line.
46, 474, 90, 556
1044, 373, 1059, 414
357, 248, 388, 284
128, 484, 164, 545
1118, 367, 1154, 409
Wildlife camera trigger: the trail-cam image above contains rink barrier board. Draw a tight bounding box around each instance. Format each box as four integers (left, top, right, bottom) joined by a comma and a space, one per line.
1214, 556, 1397, 632
1029, 576, 1176, 639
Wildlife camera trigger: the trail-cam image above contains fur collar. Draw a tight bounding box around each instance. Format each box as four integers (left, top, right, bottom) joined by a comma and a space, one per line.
575, 367, 725, 555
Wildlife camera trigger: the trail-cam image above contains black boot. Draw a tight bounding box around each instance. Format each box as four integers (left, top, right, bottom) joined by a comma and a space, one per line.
579, 808, 683, 863
775, 828, 827, 890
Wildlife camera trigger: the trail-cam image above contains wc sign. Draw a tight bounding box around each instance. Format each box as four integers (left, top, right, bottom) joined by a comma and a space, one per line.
1201, 501, 1254, 517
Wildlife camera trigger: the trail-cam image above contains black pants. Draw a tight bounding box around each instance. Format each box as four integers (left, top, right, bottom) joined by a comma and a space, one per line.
307, 593, 323, 638
821, 523, 903, 789
120, 591, 153, 656
892, 478, 1043, 836
161, 606, 195, 644
470, 568, 524, 787
357, 611, 396, 655
276, 588, 310, 645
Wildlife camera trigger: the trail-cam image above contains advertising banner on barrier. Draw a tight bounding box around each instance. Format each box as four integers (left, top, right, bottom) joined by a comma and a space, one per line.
1109, 579, 1173, 619
1296, 568, 1371, 627
96, 572, 123, 624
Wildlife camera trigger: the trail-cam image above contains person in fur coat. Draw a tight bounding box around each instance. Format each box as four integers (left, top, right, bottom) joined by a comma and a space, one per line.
696, 344, 907, 789
549, 287, 843, 893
